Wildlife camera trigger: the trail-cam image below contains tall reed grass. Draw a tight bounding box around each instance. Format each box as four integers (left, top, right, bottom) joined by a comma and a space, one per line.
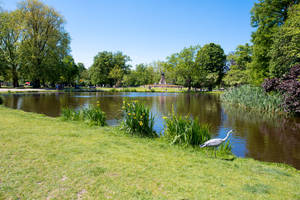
221, 85, 284, 113
61, 102, 106, 126
163, 109, 211, 147
121, 101, 156, 137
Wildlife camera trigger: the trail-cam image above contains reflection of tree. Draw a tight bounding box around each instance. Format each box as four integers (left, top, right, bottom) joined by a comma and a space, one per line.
223, 104, 300, 169
175, 94, 222, 133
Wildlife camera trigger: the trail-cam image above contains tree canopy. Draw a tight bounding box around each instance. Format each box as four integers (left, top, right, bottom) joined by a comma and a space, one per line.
89, 51, 131, 86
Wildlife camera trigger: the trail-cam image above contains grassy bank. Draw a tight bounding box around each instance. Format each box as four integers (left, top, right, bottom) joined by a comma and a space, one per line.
0, 106, 299, 199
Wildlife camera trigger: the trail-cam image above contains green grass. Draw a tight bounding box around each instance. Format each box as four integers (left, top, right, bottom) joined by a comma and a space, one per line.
0, 106, 299, 199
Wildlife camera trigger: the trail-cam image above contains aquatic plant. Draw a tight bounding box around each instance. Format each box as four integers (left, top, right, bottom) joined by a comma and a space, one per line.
221, 85, 284, 113
82, 105, 106, 126
163, 109, 211, 147
218, 140, 232, 155
61, 102, 106, 126
121, 101, 156, 137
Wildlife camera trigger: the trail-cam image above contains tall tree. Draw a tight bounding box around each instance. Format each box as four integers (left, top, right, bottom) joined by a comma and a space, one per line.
60, 56, 79, 86
196, 43, 226, 90
89, 51, 130, 86
166, 45, 201, 91
224, 43, 252, 86
269, 3, 300, 77
250, 0, 299, 84
0, 10, 23, 87
18, 0, 69, 88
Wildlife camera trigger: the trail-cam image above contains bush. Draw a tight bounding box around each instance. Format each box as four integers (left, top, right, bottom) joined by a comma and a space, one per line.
61, 102, 106, 126
221, 85, 284, 113
82, 106, 106, 126
163, 110, 211, 147
0, 96, 3, 105
262, 64, 300, 114
61, 107, 81, 121
121, 101, 156, 137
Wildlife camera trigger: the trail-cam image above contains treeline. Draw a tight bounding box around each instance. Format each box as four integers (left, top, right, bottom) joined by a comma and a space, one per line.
0, 0, 88, 88
225, 0, 300, 86
88, 43, 227, 91
1, 0, 299, 90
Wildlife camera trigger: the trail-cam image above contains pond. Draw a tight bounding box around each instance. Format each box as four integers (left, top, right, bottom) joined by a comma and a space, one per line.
2, 92, 300, 169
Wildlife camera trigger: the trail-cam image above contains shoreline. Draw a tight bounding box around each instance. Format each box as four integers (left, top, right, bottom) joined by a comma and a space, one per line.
0, 105, 299, 199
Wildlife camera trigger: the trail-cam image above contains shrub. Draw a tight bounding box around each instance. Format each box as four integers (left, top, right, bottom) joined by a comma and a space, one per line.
83, 105, 106, 126
221, 85, 284, 113
262, 64, 300, 114
163, 110, 211, 147
0, 96, 3, 105
61, 102, 106, 126
121, 101, 156, 137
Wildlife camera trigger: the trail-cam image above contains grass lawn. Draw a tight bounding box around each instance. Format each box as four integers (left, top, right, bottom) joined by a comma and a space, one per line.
0, 106, 299, 199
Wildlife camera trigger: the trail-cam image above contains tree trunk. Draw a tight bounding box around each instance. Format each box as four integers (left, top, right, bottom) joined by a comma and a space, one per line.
12, 67, 19, 88
32, 79, 41, 88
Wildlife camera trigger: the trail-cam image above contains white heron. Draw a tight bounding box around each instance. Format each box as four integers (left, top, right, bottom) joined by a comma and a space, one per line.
200, 130, 233, 157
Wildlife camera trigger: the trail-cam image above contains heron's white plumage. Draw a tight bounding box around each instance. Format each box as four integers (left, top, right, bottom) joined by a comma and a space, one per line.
200, 130, 232, 148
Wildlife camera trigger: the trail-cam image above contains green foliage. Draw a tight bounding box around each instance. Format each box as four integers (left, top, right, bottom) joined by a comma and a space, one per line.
82, 105, 107, 126
61, 104, 106, 126
250, 0, 299, 84
196, 43, 226, 90
89, 51, 130, 86
269, 3, 300, 77
163, 109, 211, 147
166, 45, 201, 90
218, 140, 232, 155
18, 0, 70, 88
60, 56, 79, 85
224, 43, 252, 86
0, 10, 22, 87
221, 85, 284, 113
121, 101, 156, 137
122, 64, 160, 87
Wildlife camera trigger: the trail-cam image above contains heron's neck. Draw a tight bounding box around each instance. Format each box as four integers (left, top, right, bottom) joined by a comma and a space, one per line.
223, 133, 230, 141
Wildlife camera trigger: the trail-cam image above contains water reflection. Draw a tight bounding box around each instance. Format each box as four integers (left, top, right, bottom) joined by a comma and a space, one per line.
2, 92, 300, 169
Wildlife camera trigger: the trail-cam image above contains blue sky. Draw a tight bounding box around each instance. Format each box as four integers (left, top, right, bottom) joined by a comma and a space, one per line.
2, 0, 256, 68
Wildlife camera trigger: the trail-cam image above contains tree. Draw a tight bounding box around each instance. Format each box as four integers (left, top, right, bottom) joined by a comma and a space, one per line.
223, 43, 252, 86
0, 10, 23, 87
250, 0, 299, 84
89, 51, 130, 86
269, 3, 300, 77
196, 43, 226, 90
18, 0, 70, 88
166, 45, 201, 91
60, 56, 79, 86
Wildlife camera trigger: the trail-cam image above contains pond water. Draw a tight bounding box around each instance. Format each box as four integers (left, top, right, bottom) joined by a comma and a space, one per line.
2, 92, 300, 169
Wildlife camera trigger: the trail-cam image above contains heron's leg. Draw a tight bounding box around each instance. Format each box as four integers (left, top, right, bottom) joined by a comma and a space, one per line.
214, 148, 216, 158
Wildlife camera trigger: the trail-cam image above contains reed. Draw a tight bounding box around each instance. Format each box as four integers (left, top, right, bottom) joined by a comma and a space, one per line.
163, 109, 211, 147
61, 102, 106, 126
221, 85, 284, 113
